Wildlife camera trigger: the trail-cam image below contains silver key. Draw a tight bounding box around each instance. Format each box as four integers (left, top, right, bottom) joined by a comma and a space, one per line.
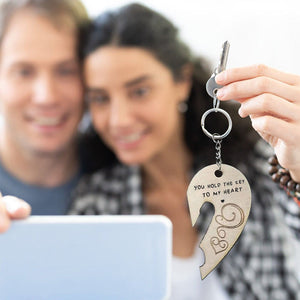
206, 41, 230, 98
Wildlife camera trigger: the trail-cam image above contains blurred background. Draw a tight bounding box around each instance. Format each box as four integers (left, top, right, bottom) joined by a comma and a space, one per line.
82, 0, 300, 74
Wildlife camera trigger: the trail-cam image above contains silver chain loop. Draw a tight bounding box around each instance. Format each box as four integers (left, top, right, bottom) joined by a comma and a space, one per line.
213, 135, 222, 170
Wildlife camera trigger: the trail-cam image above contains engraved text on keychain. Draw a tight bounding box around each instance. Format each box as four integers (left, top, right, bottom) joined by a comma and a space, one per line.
187, 41, 251, 279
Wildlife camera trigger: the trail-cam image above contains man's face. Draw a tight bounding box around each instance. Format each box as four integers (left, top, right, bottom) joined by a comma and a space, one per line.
0, 10, 84, 156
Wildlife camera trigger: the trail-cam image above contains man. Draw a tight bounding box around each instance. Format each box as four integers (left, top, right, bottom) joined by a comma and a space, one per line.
0, 0, 89, 231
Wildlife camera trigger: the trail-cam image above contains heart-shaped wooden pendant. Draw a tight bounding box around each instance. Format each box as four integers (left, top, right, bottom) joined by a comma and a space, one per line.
187, 164, 251, 279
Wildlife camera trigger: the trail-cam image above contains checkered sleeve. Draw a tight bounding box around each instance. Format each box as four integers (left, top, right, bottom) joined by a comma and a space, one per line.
68, 163, 144, 216
68, 164, 126, 215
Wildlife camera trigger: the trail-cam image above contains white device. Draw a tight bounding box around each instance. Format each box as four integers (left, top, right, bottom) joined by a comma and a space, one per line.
0, 215, 172, 300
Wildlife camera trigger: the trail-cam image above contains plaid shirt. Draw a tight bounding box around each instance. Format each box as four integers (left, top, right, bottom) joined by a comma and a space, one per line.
69, 142, 300, 300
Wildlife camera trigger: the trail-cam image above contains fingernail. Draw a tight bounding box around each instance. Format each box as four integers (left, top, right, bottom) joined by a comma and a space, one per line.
238, 107, 243, 117
4, 198, 29, 214
5, 201, 20, 214
217, 88, 225, 99
215, 72, 225, 83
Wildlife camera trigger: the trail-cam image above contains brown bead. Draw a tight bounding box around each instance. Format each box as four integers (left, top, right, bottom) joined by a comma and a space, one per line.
268, 155, 278, 166
280, 175, 291, 186
268, 154, 300, 203
272, 173, 282, 182
268, 166, 278, 175
287, 180, 296, 190
278, 168, 289, 176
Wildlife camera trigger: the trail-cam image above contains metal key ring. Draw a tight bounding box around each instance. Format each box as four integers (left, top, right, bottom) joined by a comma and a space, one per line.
201, 108, 232, 140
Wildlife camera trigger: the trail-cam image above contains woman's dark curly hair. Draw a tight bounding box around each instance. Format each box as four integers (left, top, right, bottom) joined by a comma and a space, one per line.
80, 3, 258, 172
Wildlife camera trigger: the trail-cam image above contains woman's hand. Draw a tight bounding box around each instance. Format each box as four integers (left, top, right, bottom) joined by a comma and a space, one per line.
0, 192, 31, 233
216, 64, 300, 181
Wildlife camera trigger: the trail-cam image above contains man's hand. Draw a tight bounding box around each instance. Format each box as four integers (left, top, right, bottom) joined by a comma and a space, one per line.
0, 193, 31, 233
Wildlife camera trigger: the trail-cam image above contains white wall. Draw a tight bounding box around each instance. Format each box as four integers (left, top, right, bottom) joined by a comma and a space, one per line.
81, 0, 300, 74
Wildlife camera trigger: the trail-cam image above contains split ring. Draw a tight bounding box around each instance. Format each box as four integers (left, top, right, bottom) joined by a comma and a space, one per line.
201, 108, 232, 140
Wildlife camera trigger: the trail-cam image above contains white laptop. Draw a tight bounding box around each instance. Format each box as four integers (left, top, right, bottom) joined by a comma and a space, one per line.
0, 215, 172, 300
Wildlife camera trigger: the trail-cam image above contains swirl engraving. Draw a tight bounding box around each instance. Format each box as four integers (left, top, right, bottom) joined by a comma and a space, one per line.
210, 237, 229, 254
210, 203, 245, 254
215, 203, 245, 228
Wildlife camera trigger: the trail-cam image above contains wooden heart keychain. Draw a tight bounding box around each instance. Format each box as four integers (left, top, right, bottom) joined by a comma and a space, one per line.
187, 41, 251, 279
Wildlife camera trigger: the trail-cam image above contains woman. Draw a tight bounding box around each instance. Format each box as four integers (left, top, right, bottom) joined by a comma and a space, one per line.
69, 3, 300, 299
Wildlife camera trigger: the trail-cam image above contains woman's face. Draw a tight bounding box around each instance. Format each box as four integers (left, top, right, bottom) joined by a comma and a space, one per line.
84, 46, 190, 165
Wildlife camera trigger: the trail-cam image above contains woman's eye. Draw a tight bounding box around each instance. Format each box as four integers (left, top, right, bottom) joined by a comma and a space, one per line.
130, 87, 150, 99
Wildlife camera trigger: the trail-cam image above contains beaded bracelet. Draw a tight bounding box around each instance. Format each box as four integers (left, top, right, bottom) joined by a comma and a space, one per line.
268, 154, 300, 206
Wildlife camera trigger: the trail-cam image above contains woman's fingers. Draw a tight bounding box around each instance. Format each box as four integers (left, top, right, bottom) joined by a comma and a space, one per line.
214, 64, 300, 180
250, 114, 300, 174
250, 115, 298, 145
216, 64, 300, 87
216, 76, 300, 104
238, 93, 300, 121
